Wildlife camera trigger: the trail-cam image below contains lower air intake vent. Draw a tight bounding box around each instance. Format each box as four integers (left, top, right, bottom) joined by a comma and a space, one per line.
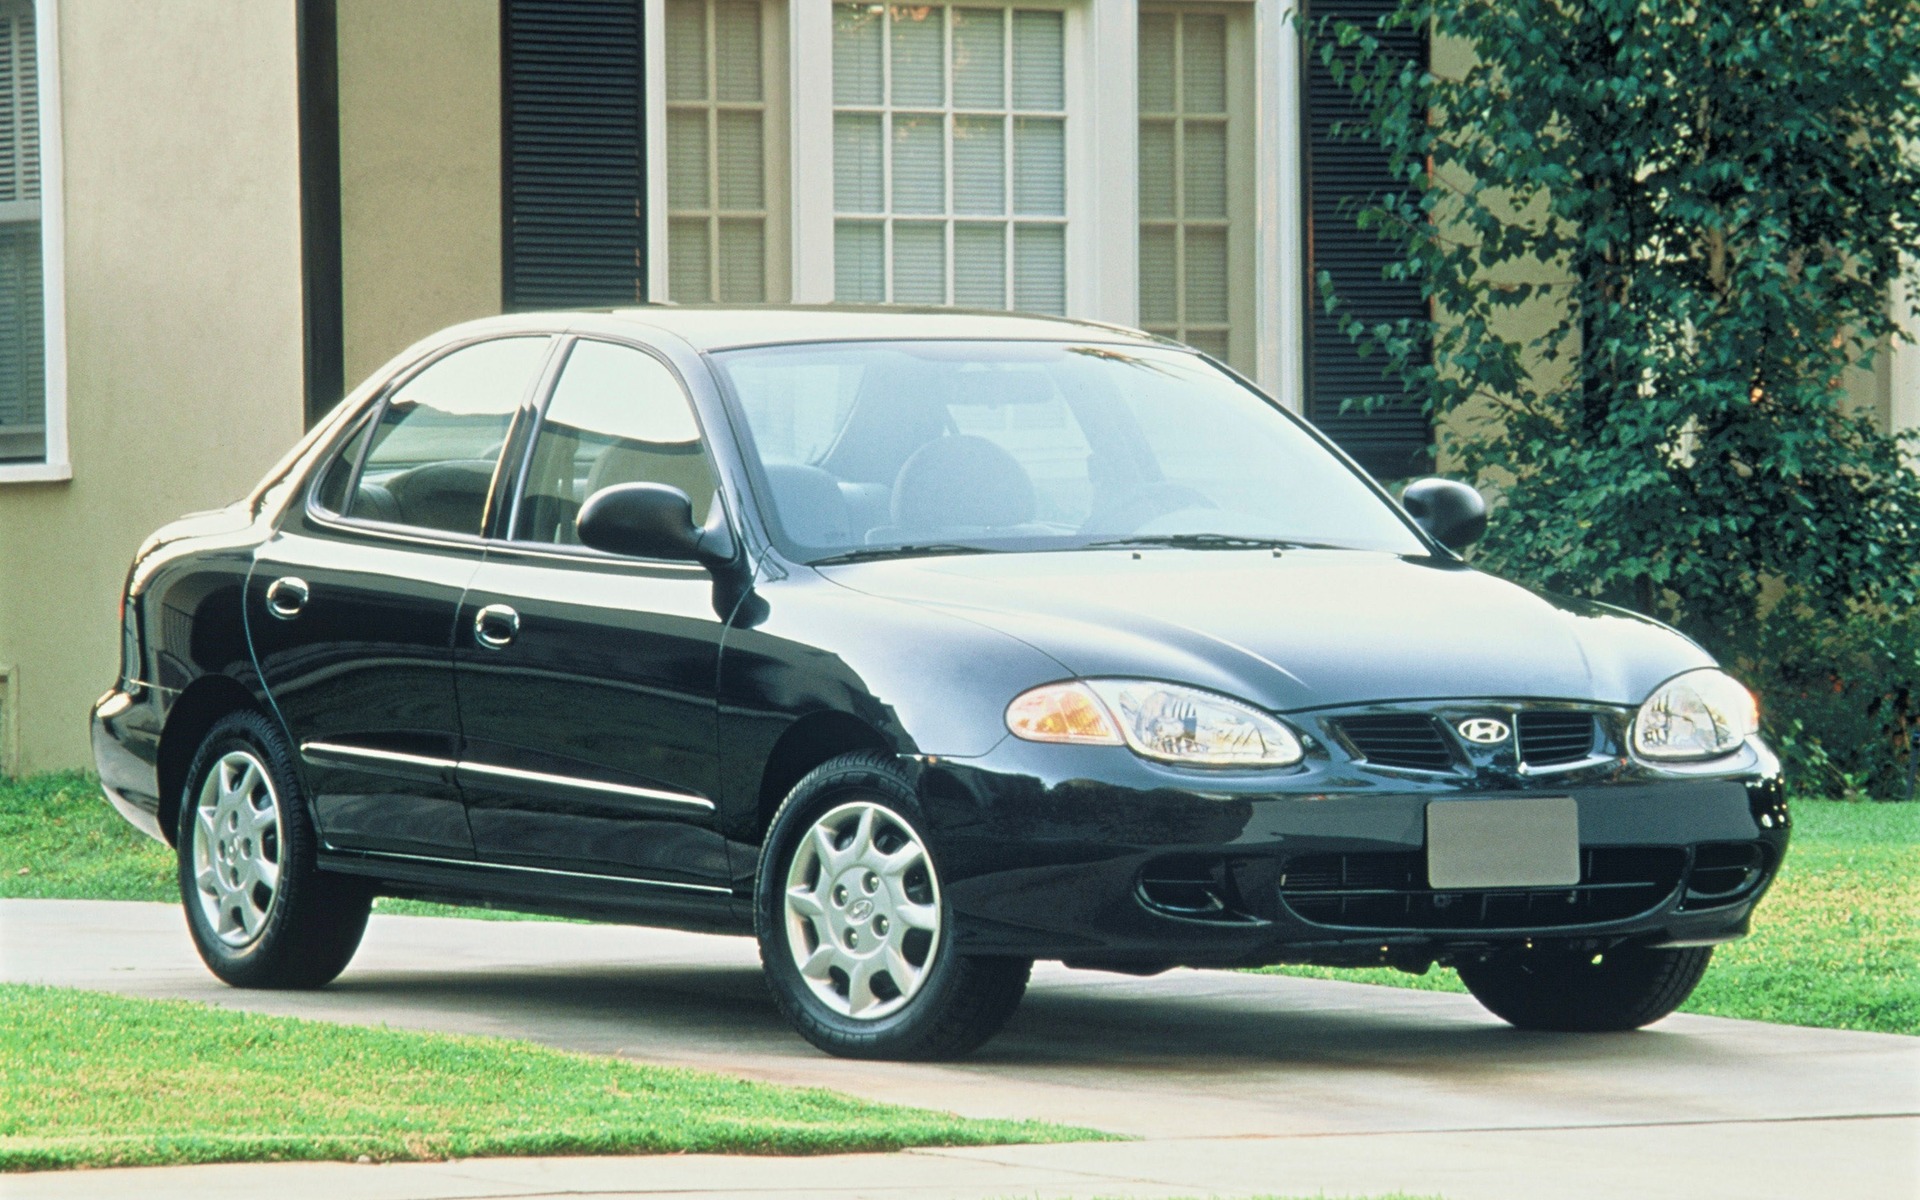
1517, 711, 1599, 766
1683, 842, 1767, 907
1278, 846, 1686, 930
1335, 715, 1455, 772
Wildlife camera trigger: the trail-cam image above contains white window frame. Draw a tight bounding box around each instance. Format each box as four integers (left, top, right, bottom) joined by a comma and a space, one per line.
651, 0, 1304, 408
0, 0, 67, 484
644, 0, 791, 304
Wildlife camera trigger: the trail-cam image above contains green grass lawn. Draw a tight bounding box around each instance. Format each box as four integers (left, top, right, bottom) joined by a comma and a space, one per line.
0, 770, 534, 920
0, 983, 1102, 1172
4, 771, 1914, 1033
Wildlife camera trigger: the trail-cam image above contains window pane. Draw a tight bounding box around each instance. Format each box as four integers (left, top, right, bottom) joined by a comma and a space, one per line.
314, 418, 375, 516
953, 116, 1005, 214
667, 110, 710, 209
954, 223, 1006, 308
893, 222, 947, 304
1138, 225, 1176, 326
669, 219, 713, 301
892, 114, 947, 214
952, 8, 1004, 108
1185, 329, 1229, 359
1185, 226, 1229, 323
833, 4, 884, 105
716, 110, 765, 209
1138, 120, 1175, 219
1011, 11, 1064, 109
1184, 121, 1227, 219
1137, 11, 1175, 112
1183, 13, 1227, 113
717, 219, 767, 302
835, 220, 885, 302
713, 1, 763, 102
351, 338, 551, 535
1013, 224, 1064, 314
1012, 117, 1064, 216
834, 113, 884, 212
514, 341, 717, 546
890, 8, 945, 107
0, 1, 43, 464
0, 224, 43, 462
665, 0, 708, 101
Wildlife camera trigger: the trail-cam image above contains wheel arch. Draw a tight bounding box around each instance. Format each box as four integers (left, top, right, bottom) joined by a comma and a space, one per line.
156, 674, 273, 846
754, 711, 895, 843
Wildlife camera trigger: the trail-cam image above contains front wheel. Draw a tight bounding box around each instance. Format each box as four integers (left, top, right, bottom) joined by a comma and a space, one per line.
177, 710, 373, 989
755, 752, 1030, 1059
1458, 942, 1714, 1032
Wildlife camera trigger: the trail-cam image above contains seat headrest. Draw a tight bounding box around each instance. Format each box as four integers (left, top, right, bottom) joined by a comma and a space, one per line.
761, 462, 852, 548
891, 435, 1035, 532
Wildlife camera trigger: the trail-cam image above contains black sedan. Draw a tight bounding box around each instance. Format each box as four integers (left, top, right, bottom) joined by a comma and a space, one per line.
92, 308, 1788, 1059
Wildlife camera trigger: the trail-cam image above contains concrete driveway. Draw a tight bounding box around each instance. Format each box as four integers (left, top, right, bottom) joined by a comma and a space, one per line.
4, 898, 1916, 1199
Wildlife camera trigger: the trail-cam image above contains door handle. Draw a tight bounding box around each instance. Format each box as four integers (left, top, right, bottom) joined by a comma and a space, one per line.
474, 603, 519, 649
264, 576, 309, 620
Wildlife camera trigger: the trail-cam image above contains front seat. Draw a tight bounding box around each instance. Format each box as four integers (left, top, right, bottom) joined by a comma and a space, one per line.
885, 435, 1036, 540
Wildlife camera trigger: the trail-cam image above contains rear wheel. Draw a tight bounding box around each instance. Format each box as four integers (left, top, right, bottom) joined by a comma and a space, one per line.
1458, 942, 1714, 1032
177, 710, 372, 988
756, 752, 1030, 1059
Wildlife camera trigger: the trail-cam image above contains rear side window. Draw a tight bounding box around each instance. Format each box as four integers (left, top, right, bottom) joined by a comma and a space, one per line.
512, 340, 719, 547
343, 337, 551, 535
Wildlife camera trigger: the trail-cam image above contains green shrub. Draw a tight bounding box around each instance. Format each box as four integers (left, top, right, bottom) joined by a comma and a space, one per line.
1312, 0, 1920, 802
1738, 600, 1920, 801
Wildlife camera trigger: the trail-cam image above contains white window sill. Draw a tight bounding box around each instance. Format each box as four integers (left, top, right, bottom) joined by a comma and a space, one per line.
0, 461, 72, 483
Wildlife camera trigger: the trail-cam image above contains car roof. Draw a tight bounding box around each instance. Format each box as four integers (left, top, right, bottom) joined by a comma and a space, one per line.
477, 305, 1178, 354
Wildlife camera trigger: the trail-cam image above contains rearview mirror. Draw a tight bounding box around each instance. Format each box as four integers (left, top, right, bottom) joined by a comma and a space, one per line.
576, 483, 735, 565
1401, 477, 1487, 551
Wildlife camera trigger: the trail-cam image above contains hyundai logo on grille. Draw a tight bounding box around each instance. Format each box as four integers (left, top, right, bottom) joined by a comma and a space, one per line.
1457, 717, 1511, 745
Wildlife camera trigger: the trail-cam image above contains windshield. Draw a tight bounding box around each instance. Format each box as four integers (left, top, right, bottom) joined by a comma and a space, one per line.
712, 340, 1428, 561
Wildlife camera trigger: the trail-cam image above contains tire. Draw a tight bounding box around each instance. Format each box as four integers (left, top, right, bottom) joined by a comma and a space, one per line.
755, 751, 1031, 1060
176, 709, 373, 989
1457, 942, 1714, 1032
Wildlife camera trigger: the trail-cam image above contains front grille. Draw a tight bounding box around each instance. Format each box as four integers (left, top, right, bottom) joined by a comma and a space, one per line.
1516, 711, 1598, 767
1335, 715, 1455, 772
1278, 846, 1686, 930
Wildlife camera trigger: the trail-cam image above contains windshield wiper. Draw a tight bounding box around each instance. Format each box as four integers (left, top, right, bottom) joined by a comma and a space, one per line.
808, 543, 1002, 566
1083, 533, 1336, 551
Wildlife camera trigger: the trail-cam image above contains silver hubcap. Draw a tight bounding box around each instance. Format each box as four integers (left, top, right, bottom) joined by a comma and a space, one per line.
783, 800, 941, 1020
191, 751, 284, 947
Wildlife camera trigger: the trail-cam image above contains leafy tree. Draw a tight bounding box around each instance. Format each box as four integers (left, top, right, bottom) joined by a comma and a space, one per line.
1314, 0, 1920, 653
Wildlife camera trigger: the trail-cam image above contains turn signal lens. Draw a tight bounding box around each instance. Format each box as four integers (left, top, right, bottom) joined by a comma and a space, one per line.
1632, 669, 1759, 761
1005, 682, 1124, 745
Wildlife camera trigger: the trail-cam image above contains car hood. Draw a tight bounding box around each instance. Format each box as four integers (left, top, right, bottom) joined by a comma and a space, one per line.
818, 549, 1713, 712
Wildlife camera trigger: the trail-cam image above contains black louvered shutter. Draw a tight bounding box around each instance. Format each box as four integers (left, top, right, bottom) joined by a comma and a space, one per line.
1302, 0, 1431, 480
502, 0, 646, 309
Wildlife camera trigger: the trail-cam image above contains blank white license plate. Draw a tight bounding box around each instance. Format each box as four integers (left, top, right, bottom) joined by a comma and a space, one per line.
1426, 798, 1580, 889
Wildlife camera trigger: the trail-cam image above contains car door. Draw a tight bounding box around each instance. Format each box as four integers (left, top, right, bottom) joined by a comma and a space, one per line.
453, 338, 733, 889
247, 335, 555, 858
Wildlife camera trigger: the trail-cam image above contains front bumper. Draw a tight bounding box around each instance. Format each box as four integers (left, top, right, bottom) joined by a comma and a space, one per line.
916, 733, 1789, 971
91, 687, 170, 844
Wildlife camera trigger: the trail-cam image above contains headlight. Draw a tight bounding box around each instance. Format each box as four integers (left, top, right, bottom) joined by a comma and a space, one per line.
1006, 680, 1304, 767
1632, 669, 1758, 761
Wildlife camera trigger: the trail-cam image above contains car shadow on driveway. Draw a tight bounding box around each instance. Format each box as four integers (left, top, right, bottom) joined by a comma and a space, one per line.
314, 955, 1753, 1078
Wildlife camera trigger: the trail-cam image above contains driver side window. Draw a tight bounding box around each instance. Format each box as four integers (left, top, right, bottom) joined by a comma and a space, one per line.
512, 340, 720, 547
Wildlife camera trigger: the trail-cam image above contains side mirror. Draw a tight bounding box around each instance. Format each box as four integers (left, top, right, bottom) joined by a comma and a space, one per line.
1401, 477, 1487, 551
576, 483, 735, 565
